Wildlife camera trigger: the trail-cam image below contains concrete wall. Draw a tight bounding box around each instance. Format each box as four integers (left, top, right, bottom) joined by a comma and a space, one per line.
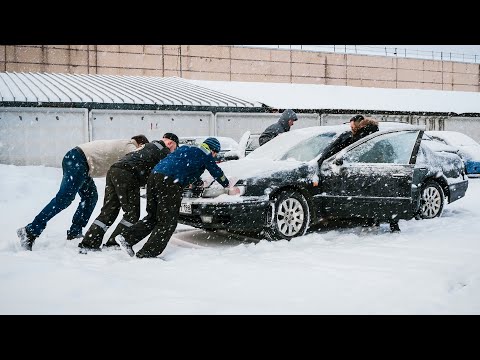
1, 45, 479, 92
2, 107, 480, 167
0, 107, 87, 166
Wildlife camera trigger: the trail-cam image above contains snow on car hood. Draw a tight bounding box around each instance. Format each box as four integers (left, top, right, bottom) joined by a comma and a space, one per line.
203, 157, 306, 185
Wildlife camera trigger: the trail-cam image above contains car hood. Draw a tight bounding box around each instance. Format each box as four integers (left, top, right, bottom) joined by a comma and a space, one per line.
202, 157, 313, 186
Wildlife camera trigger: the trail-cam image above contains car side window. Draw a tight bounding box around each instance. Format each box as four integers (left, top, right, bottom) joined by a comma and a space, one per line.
343, 131, 419, 164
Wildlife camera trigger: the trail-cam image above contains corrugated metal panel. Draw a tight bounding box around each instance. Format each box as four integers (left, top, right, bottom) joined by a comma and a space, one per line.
0, 72, 261, 108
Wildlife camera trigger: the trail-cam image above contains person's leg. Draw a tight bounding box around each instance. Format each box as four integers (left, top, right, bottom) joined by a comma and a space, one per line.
135, 181, 182, 258
80, 170, 120, 249
68, 175, 98, 239
104, 170, 141, 247
120, 173, 160, 247
25, 148, 89, 239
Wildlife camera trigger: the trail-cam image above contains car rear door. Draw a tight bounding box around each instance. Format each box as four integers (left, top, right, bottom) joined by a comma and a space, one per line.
318, 130, 423, 221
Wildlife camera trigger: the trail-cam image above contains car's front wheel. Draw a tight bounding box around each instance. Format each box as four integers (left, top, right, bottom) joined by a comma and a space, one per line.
417, 180, 445, 219
265, 190, 310, 241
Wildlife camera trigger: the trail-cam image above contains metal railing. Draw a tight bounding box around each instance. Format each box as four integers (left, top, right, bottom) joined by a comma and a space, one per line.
234, 45, 479, 64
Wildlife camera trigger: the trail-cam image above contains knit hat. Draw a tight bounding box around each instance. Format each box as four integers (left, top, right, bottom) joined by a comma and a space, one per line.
203, 137, 221, 153
350, 115, 364, 123
163, 132, 179, 148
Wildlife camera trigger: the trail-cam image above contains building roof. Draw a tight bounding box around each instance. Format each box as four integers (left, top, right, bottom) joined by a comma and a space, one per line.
0, 72, 263, 109
189, 79, 480, 115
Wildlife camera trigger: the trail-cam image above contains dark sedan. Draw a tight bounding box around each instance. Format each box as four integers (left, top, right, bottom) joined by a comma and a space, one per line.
178, 125, 469, 240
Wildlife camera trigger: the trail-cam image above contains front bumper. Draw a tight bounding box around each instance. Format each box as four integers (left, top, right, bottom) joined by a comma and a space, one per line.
448, 179, 469, 203
178, 196, 270, 232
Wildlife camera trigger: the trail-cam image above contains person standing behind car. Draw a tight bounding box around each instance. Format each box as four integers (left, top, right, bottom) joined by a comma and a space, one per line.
259, 109, 298, 146
78, 133, 179, 253
318, 115, 380, 163
115, 137, 231, 259
16, 135, 149, 251
350, 114, 379, 142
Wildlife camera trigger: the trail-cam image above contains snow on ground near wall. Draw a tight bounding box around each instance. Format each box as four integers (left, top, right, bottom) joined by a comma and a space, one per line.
0, 164, 479, 314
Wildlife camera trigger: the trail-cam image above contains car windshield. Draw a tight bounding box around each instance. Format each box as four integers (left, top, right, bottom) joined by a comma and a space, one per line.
248, 130, 340, 161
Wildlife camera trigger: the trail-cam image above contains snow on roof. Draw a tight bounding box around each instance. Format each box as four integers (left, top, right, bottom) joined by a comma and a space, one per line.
188, 79, 480, 114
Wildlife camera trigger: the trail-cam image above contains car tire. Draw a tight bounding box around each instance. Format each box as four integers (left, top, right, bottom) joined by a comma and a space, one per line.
265, 190, 310, 241
416, 180, 445, 219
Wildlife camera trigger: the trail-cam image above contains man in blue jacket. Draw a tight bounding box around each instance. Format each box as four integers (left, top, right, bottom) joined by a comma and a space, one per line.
115, 137, 231, 258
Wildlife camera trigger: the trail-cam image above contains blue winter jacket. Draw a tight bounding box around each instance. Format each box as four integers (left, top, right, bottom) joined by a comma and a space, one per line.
152, 145, 229, 188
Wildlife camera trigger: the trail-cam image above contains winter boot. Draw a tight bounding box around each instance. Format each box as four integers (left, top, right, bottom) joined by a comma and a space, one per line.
78, 242, 101, 255
67, 224, 84, 240
67, 231, 84, 240
390, 221, 401, 233
115, 235, 135, 257
103, 223, 129, 248
17, 227, 37, 251
81, 222, 106, 249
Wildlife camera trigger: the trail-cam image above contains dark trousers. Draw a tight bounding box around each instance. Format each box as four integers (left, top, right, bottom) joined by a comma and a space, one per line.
81, 167, 140, 249
26, 147, 98, 238
123, 173, 183, 258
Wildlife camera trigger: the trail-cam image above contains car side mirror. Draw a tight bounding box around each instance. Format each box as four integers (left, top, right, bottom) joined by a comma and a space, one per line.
224, 154, 239, 161
333, 156, 344, 166
223, 150, 239, 161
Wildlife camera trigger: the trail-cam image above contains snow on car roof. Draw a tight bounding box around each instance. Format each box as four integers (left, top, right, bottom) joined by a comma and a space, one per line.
426, 131, 479, 146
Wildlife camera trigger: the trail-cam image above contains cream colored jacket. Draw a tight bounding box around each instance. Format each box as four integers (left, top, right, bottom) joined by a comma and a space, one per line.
77, 139, 139, 177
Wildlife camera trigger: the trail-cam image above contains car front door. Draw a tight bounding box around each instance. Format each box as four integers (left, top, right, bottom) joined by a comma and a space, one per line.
318, 130, 423, 221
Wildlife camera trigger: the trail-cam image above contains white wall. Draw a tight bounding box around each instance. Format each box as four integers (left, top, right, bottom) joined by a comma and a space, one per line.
216, 112, 319, 142
0, 107, 87, 166
2, 107, 480, 167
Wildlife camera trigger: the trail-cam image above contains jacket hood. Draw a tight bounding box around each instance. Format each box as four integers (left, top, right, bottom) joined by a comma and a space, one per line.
278, 109, 298, 130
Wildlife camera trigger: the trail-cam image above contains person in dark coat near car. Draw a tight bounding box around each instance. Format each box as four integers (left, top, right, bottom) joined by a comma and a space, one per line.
115, 137, 232, 259
258, 109, 298, 146
318, 115, 380, 164
78, 133, 179, 253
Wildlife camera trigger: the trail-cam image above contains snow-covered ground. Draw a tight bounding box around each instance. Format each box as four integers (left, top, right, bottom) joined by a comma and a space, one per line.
1, 164, 479, 314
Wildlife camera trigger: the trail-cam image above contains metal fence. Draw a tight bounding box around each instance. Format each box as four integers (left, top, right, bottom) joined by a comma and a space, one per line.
234, 45, 480, 64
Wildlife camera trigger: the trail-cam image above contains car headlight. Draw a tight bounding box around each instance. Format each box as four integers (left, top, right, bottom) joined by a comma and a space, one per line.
228, 185, 246, 196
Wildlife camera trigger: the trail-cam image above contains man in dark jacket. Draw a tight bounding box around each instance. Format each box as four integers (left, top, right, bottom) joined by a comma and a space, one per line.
78, 133, 179, 253
259, 109, 298, 146
115, 137, 231, 259
318, 115, 379, 164
350, 115, 379, 142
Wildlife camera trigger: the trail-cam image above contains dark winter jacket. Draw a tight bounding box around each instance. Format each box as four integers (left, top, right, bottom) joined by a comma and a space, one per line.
317, 119, 380, 166
111, 140, 170, 186
318, 131, 353, 164
351, 118, 379, 142
152, 144, 229, 188
259, 109, 298, 146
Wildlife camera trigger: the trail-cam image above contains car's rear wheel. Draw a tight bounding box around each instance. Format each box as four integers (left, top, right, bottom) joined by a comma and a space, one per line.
265, 190, 310, 241
417, 180, 445, 219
